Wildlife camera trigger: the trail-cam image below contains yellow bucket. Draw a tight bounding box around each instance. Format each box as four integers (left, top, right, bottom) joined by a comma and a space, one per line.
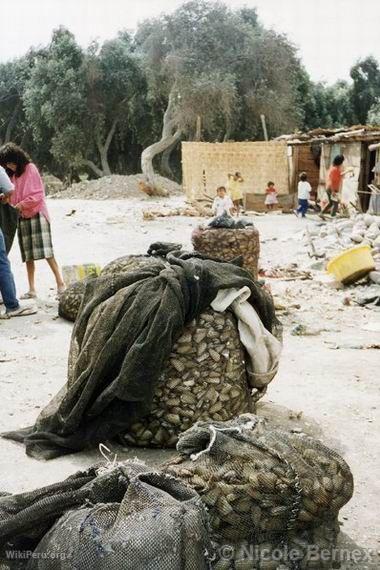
327, 245, 375, 285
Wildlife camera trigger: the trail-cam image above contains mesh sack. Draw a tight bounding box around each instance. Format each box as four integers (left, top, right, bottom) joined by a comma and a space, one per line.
58, 278, 94, 322
192, 227, 260, 279
163, 415, 353, 545
58, 256, 165, 322
121, 308, 252, 449
100, 254, 164, 277
213, 518, 340, 569
1, 462, 212, 570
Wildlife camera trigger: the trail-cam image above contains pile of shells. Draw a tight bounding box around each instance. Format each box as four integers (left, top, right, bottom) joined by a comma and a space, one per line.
121, 308, 252, 448
192, 226, 260, 279
163, 418, 354, 543
213, 519, 340, 569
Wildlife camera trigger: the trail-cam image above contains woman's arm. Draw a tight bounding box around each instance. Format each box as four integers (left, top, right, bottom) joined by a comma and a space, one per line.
16, 165, 45, 210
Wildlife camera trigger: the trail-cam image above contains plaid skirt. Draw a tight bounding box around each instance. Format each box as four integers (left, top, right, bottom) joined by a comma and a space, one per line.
18, 213, 54, 262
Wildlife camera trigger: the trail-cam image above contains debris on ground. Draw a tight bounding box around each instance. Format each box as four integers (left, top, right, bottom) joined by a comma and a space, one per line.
50, 174, 182, 200
142, 204, 211, 220
260, 263, 312, 281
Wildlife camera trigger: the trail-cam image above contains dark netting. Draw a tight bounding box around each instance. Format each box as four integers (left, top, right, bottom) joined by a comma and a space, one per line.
0, 461, 212, 570
3, 256, 277, 459
100, 254, 165, 277
163, 414, 354, 568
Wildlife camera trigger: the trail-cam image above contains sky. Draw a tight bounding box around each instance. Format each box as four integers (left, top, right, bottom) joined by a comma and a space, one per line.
0, 0, 379, 84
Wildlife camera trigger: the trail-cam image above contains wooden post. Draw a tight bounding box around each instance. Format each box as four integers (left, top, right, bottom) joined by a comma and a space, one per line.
195, 115, 202, 141
261, 114, 269, 142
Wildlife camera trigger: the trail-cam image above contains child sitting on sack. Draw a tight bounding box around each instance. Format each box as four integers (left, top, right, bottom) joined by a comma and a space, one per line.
212, 186, 234, 217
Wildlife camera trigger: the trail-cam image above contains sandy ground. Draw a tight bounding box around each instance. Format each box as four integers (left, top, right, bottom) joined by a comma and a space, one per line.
0, 197, 379, 566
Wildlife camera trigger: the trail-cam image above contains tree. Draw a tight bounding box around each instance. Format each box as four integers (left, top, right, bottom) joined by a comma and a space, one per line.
368, 101, 380, 125
350, 56, 380, 124
136, 0, 243, 186
82, 34, 146, 176
0, 52, 41, 146
136, 0, 306, 185
23, 28, 87, 179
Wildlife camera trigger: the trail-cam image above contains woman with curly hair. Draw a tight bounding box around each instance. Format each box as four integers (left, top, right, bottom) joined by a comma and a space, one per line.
0, 143, 65, 298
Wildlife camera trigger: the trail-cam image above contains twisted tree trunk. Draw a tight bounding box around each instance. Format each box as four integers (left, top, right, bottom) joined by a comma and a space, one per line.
141, 90, 181, 188
160, 136, 180, 179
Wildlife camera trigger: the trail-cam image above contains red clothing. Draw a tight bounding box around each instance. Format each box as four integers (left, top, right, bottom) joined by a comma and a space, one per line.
327, 166, 342, 192
10, 163, 50, 221
265, 186, 277, 194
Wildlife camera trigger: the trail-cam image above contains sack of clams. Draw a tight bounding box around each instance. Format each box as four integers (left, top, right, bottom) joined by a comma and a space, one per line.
163, 414, 353, 564
212, 519, 340, 569
59, 255, 163, 322
1, 461, 212, 570
192, 226, 260, 279
121, 308, 252, 448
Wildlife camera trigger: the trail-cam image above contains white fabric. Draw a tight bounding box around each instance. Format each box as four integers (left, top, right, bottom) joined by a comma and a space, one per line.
211, 287, 282, 389
297, 181, 311, 200
212, 195, 233, 216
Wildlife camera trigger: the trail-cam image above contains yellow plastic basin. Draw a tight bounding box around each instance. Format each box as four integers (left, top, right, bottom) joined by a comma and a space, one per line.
327, 245, 375, 285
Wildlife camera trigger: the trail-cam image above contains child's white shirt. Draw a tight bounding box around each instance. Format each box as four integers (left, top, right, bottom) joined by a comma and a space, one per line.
212, 196, 233, 216
298, 181, 311, 199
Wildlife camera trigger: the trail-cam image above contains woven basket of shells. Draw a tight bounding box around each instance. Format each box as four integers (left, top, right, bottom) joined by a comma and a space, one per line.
191, 226, 260, 279
122, 308, 253, 448
163, 415, 354, 545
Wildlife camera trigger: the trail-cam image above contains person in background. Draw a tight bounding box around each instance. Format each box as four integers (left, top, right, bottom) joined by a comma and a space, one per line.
319, 155, 353, 219
295, 172, 311, 218
0, 166, 37, 318
212, 186, 234, 217
227, 172, 244, 215
264, 181, 278, 211
0, 143, 65, 299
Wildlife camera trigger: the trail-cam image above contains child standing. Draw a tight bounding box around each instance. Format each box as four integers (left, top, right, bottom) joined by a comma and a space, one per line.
264, 181, 278, 211
227, 172, 244, 215
296, 172, 311, 218
212, 186, 234, 217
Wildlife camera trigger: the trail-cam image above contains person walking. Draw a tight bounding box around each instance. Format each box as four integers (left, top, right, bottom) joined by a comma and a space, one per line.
0, 143, 65, 299
0, 166, 37, 318
319, 155, 353, 219
295, 172, 311, 218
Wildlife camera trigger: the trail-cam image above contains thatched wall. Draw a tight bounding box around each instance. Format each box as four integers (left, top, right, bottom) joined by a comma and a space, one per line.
182, 141, 290, 201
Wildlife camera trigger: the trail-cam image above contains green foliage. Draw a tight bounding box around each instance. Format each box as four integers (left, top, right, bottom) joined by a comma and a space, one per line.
350, 56, 380, 124
0, 0, 379, 180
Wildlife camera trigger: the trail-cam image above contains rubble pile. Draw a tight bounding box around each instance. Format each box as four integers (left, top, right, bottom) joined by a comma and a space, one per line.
306, 214, 380, 266
50, 174, 182, 200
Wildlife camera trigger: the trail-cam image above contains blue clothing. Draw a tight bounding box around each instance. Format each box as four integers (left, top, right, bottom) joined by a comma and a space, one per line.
0, 167, 19, 311
297, 198, 308, 217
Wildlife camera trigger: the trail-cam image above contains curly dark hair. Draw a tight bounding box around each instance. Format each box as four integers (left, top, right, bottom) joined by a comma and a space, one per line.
332, 154, 345, 167
0, 143, 31, 177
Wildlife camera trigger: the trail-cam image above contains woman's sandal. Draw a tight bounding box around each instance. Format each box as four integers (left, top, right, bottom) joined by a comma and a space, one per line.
20, 291, 37, 300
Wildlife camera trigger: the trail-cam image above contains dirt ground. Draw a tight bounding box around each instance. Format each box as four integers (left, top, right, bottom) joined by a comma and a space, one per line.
0, 196, 379, 567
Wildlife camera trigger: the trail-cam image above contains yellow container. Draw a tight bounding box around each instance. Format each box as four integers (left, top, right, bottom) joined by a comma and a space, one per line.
327, 245, 375, 285
62, 263, 102, 285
